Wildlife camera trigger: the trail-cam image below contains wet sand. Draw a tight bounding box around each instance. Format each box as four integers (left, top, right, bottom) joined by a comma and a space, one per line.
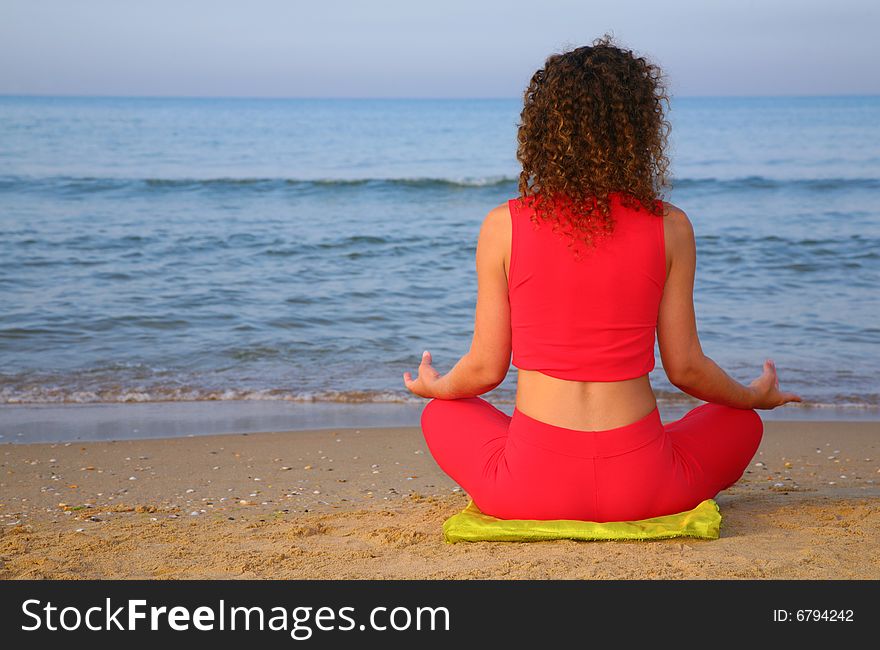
1, 419, 878, 579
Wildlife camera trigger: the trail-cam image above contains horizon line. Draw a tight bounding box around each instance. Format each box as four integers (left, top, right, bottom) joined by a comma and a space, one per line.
1, 92, 878, 101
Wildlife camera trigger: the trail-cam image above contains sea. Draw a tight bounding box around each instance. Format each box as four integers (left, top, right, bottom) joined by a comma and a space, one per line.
1, 95, 878, 442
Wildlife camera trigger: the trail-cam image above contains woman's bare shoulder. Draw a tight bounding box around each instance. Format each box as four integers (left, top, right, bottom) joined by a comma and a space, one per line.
659, 199, 688, 220
480, 202, 513, 237
476, 202, 513, 266
660, 200, 694, 241
487, 201, 512, 221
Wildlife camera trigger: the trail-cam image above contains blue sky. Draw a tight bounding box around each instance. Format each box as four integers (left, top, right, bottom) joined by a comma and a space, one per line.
1, 0, 877, 98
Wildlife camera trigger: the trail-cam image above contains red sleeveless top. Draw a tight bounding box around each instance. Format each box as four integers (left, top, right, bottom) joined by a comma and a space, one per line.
507, 191, 666, 381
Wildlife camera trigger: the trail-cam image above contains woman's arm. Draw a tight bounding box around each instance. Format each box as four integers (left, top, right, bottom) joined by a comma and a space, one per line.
657, 205, 802, 410
403, 204, 512, 399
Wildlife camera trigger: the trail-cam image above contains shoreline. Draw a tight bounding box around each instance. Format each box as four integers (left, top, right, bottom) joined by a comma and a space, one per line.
2, 399, 879, 445
1, 419, 878, 579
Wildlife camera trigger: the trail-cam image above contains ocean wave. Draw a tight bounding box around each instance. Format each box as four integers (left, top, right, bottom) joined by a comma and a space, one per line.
0, 174, 519, 195
671, 176, 880, 192
2, 173, 879, 197
1, 384, 878, 409
0, 385, 424, 405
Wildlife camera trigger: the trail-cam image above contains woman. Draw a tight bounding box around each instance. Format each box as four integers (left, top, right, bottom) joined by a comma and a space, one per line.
403, 36, 802, 523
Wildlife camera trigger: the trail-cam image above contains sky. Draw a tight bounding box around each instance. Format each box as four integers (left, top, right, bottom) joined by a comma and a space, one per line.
1, 0, 878, 98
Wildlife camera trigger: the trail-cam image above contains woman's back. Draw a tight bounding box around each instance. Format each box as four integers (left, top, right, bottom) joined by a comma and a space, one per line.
411, 36, 797, 522
508, 192, 668, 431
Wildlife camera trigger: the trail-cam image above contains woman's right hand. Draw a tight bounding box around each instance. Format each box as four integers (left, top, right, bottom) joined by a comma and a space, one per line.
748, 359, 803, 409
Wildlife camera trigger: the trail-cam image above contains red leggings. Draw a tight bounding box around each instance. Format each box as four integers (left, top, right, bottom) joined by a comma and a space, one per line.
420, 397, 763, 522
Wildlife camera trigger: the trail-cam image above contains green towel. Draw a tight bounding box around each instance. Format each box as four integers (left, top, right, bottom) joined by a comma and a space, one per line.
443, 499, 721, 543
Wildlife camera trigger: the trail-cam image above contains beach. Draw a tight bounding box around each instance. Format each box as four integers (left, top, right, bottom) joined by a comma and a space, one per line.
1, 96, 879, 580
2, 418, 878, 579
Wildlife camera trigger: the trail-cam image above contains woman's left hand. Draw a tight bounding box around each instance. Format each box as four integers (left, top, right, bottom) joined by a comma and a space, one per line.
403, 350, 442, 398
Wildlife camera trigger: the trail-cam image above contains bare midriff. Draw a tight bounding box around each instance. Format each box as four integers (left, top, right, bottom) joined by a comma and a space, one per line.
514, 368, 658, 431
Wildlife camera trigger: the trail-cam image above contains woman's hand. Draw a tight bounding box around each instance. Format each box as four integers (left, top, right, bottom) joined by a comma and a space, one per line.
748, 359, 803, 409
403, 350, 442, 399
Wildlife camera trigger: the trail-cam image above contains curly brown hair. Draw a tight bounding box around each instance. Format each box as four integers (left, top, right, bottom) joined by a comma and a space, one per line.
516, 34, 671, 255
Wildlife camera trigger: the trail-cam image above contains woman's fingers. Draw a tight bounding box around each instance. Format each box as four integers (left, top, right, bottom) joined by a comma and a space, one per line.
404, 351, 432, 384
752, 359, 803, 408
403, 372, 426, 397
769, 359, 781, 389
418, 350, 441, 381
760, 359, 782, 391
403, 351, 437, 397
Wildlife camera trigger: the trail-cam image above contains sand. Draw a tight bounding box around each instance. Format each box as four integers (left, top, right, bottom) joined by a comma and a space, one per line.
1, 419, 878, 579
